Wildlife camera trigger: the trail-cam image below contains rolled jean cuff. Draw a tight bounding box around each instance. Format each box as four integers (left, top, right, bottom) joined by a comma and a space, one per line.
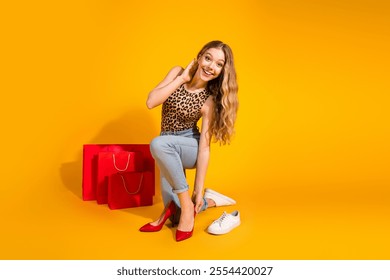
202, 197, 208, 211
172, 186, 189, 194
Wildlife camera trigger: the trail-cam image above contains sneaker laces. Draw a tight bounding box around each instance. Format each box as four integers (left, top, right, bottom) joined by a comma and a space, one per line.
214, 211, 228, 226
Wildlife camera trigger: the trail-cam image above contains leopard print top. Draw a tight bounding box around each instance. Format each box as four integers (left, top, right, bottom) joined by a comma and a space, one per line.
161, 84, 211, 132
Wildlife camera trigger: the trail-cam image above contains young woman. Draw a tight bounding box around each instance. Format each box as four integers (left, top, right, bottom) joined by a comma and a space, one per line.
139, 40, 239, 241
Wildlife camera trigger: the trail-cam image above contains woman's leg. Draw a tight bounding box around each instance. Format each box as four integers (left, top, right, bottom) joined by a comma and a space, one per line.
149, 135, 208, 225
160, 170, 210, 211
177, 191, 194, 232
160, 173, 180, 210
151, 135, 209, 204
150, 135, 198, 194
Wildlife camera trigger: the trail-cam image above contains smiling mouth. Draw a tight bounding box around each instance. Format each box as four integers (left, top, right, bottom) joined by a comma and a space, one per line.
202, 68, 213, 76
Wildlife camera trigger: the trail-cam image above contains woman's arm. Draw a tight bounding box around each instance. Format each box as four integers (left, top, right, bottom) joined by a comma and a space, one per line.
146, 66, 184, 109
146, 59, 198, 109
193, 95, 214, 213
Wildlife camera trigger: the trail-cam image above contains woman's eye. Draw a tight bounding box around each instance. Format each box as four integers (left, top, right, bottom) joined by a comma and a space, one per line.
217, 63, 223, 68
205, 56, 210, 61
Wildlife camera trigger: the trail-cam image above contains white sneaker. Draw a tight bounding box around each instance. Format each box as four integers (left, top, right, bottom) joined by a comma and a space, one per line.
204, 188, 236, 207
207, 210, 241, 235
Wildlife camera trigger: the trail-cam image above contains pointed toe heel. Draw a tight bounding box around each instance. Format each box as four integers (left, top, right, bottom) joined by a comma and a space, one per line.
175, 228, 194, 241
139, 201, 176, 232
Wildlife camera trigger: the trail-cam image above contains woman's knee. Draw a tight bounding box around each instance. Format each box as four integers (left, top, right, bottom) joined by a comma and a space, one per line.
150, 136, 171, 158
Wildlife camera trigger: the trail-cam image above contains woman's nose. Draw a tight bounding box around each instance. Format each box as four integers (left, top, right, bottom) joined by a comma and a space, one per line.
207, 61, 216, 69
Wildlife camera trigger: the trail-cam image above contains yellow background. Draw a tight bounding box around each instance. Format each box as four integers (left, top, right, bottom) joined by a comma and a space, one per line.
1, 0, 389, 259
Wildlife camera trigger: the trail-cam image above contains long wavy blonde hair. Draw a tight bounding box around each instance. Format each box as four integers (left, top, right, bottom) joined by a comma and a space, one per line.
197, 41, 239, 145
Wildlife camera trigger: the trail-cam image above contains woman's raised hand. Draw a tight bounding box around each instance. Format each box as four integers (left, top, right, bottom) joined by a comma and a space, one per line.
179, 59, 198, 83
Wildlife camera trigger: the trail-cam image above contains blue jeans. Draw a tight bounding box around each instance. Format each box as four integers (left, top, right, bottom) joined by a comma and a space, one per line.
150, 128, 209, 212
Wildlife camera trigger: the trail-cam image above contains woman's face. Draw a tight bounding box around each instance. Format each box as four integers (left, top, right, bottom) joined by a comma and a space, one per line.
197, 47, 225, 82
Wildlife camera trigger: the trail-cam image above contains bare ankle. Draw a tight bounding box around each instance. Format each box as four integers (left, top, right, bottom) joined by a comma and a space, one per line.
206, 198, 216, 208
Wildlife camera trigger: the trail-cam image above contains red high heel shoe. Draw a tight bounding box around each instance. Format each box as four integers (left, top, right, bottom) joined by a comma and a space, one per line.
139, 201, 176, 232
175, 209, 197, 242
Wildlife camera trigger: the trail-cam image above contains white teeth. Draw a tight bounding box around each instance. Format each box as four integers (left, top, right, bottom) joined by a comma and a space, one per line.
203, 69, 212, 75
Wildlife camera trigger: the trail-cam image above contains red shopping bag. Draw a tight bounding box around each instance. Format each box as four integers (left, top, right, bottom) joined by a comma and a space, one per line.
82, 144, 154, 201
96, 151, 143, 204
108, 171, 154, 210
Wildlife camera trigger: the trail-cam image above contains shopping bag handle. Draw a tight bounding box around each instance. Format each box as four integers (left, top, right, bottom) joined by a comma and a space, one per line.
119, 173, 143, 195
112, 153, 131, 172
